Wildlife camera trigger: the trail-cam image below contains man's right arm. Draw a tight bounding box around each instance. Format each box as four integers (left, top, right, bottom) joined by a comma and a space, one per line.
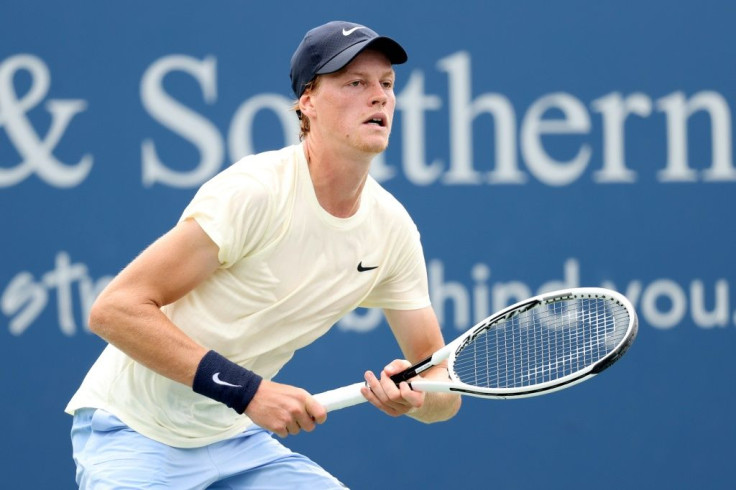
88, 218, 325, 437
88, 218, 218, 385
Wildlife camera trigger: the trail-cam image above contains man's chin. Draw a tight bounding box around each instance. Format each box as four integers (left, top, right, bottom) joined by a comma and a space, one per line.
358, 137, 390, 155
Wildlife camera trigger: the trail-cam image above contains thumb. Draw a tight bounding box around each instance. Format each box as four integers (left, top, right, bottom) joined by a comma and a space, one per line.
383, 359, 412, 377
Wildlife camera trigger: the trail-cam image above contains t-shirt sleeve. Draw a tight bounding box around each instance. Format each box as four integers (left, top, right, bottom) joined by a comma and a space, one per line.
179, 170, 274, 268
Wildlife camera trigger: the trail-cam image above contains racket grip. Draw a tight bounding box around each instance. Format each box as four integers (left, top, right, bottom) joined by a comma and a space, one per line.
312, 382, 367, 412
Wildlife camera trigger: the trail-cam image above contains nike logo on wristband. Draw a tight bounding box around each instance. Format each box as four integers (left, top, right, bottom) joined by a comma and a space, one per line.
212, 372, 242, 388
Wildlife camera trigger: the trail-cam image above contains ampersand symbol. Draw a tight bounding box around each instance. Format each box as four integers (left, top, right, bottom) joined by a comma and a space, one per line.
0, 54, 93, 187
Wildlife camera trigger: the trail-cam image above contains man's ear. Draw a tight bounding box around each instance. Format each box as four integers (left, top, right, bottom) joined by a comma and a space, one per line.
299, 91, 316, 120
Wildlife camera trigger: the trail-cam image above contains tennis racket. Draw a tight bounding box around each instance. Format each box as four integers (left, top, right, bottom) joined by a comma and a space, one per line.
313, 287, 637, 412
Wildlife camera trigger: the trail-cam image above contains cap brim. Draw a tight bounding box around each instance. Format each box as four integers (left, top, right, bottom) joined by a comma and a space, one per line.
316, 37, 408, 75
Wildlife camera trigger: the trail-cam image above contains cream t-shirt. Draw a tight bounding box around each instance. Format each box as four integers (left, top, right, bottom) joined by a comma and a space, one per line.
66, 143, 431, 448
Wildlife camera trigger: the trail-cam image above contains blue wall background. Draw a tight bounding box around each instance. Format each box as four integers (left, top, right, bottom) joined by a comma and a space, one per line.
2, 1, 735, 488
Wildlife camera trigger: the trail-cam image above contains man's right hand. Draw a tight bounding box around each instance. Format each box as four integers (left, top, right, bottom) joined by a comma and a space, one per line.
245, 380, 327, 437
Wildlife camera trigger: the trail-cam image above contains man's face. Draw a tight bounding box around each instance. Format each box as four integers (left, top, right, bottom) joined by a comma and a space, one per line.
302, 50, 396, 156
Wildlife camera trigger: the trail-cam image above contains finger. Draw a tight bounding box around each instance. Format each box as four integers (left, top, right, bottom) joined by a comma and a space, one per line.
398, 380, 424, 408
363, 370, 391, 407
364, 370, 390, 404
378, 368, 403, 401
363, 371, 412, 416
360, 379, 378, 405
377, 373, 413, 412
296, 417, 315, 433
286, 421, 301, 436
296, 409, 317, 432
306, 396, 327, 425
382, 359, 412, 377
360, 383, 405, 417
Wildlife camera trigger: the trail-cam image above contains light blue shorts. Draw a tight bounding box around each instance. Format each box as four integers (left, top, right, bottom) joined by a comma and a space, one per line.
71, 408, 347, 489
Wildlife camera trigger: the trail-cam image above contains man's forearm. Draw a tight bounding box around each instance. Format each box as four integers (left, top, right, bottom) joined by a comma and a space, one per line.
408, 391, 461, 423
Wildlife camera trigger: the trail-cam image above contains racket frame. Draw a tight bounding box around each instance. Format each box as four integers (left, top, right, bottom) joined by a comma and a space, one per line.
313, 287, 638, 410
403, 287, 638, 399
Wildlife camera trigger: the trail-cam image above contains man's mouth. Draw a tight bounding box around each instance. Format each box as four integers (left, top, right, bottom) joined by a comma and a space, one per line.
365, 115, 386, 127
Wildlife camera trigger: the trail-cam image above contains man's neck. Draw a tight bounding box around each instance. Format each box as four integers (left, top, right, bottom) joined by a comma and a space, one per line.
303, 138, 374, 218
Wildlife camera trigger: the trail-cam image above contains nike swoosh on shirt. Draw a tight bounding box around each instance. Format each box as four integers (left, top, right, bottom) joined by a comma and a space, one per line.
342, 26, 365, 36
212, 372, 242, 388
357, 261, 379, 272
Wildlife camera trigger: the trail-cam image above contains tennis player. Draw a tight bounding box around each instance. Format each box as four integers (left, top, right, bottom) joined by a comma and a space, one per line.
66, 20, 460, 489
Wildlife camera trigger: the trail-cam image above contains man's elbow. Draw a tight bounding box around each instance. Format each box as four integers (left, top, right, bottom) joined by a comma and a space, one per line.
87, 294, 118, 340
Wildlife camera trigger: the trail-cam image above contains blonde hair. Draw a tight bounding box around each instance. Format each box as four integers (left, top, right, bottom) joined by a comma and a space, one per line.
291, 77, 322, 141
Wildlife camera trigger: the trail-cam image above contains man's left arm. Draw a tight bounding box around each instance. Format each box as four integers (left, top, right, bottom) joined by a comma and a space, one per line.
360, 306, 461, 423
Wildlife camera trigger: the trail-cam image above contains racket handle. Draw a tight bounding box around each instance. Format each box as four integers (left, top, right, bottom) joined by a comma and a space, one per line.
312, 382, 367, 412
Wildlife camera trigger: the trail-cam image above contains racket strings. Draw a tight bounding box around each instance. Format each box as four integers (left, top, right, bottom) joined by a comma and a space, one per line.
453, 297, 630, 390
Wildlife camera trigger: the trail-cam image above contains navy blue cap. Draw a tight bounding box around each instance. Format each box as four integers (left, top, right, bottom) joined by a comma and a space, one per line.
290, 21, 408, 97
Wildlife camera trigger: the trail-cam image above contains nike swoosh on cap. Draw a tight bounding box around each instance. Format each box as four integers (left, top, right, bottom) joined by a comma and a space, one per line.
342, 26, 365, 36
